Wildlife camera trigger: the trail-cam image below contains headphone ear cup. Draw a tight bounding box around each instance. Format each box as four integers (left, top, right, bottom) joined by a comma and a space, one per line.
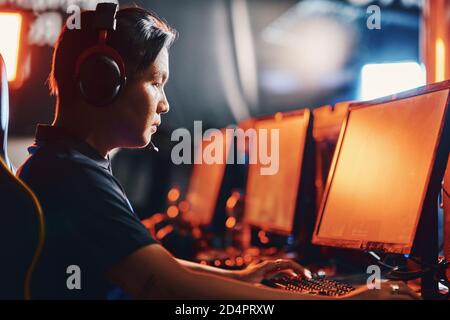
77, 54, 123, 107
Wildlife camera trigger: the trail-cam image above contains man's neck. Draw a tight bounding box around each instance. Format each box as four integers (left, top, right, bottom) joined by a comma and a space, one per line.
52, 115, 111, 159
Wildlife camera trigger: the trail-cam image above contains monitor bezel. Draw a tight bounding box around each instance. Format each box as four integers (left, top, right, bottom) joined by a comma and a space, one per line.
312, 80, 450, 254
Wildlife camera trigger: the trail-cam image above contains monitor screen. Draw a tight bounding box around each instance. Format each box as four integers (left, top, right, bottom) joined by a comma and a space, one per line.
313, 88, 449, 253
184, 130, 232, 226
0, 12, 22, 83
244, 110, 310, 234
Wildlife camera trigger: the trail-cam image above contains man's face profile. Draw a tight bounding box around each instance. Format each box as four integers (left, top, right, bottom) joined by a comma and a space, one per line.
109, 47, 170, 149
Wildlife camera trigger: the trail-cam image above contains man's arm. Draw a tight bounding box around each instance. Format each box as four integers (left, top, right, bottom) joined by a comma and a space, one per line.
176, 258, 311, 283
107, 244, 322, 300
107, 244, 419, 300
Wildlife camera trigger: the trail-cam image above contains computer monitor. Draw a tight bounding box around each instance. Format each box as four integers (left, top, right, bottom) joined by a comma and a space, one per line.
184, 129, 233, 226
243, 109, 314, 235
0, 11, 25, 87
313, 83, 450, 255
312, 103, 349, 211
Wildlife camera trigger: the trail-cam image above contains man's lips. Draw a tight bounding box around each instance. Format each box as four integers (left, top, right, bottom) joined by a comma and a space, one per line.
150, 122, 161, 133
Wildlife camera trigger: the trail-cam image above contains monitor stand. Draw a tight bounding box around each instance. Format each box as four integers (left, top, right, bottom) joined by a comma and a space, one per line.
411, 155, 449, 299
418, 200, 440, 299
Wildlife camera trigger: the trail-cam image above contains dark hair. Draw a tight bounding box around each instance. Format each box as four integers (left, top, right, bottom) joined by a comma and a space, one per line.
49, 7, 177, 103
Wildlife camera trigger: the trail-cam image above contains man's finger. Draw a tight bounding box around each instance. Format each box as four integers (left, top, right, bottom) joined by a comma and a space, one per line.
282, 260, 312, 279
263, 259, 312, 279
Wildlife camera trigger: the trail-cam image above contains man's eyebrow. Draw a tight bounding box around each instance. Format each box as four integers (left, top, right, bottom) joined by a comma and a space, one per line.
150, 70, 169, 82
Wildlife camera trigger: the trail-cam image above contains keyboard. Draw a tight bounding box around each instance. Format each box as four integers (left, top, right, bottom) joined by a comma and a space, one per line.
262, 274, 356, 297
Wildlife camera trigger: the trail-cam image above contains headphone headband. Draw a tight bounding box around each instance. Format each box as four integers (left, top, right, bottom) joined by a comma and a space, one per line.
95, 2, 118, 32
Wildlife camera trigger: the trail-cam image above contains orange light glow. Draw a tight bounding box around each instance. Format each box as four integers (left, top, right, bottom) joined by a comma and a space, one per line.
258, 230, 269, 244
225, 259, 234, 267
156, 225, 173, 240
167, 187, 181, 202
243, 255, 253, 264
141, 213, 166, 237
0, 13, 22, 82
178, 200, 189, 212
274, 112, 283, 122
141, 218, 153, 229
152, 213, 165, 225
226, 197, 237, 210
225, 216, 237, 229
436, 38, 446, 82
214, 260, 221, 267
192, 227, 202, 239
167, 205, 179, 218
226, 192, 241, 209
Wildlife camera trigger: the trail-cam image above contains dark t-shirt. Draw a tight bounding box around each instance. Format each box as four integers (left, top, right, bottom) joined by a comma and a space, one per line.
17, 125, 157, 299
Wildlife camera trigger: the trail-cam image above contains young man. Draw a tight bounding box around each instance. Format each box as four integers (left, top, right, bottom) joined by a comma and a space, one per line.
17, 6, 415, 300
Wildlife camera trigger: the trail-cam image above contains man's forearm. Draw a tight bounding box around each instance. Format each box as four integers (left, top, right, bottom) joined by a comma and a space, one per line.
176, 258, 239, 280
153, 268, 329, 300
110, 245, 334, 300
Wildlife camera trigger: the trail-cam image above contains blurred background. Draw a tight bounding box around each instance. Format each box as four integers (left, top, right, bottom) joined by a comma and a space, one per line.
0, 0, 428, 216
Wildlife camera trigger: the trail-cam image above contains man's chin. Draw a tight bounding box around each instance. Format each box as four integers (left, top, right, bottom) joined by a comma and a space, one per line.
134, 138, 151, 149
120, 134, 152, 149
140, 134, 154, 149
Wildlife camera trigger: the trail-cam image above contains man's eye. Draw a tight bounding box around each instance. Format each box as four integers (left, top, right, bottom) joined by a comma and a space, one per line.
153, 82, 162, 88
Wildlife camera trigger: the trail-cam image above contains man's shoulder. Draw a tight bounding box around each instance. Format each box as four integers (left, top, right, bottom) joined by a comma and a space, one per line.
18, 144, 113, 195
17, 144, 134, 225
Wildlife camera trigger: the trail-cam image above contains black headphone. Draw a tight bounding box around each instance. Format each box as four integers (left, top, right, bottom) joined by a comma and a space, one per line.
75, 2, 127, 107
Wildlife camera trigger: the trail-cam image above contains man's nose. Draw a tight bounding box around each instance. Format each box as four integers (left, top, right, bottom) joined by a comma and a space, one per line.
157, 92, 170, 114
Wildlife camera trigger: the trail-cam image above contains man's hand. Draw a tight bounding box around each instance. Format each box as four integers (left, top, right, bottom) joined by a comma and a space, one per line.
234, 259, 312, 284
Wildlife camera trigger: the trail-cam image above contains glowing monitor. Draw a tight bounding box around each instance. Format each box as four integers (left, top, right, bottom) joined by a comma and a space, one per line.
244, 110, 311, 234
185, 130, 232, 226
0, 12, 22, 83
313, 86, 450, 254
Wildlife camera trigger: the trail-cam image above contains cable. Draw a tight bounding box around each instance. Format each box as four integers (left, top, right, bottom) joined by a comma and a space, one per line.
368, 250, 450, 292
410, 257, 450, 288
367, 251, 402, 271
443, 187, 449, 199
367, 251, 432, 280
